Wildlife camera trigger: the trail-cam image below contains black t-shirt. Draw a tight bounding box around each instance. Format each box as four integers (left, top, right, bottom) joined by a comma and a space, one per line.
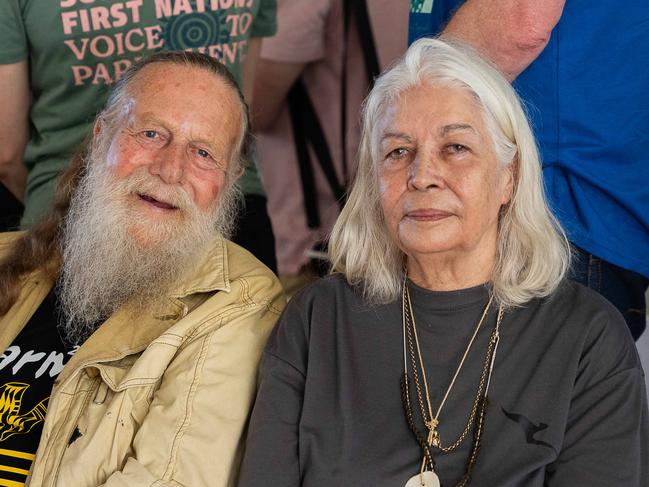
239, 275, 648, 487
0, 291, 76, 486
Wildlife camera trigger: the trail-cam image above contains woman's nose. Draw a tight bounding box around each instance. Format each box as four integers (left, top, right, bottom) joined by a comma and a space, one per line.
408, 152, 445, 191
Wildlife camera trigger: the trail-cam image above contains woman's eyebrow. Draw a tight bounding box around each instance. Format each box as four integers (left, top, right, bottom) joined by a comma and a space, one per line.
380, 131, 413, 143
439, 123, 477, 136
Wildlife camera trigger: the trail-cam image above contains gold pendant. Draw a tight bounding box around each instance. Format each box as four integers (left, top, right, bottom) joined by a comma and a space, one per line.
405, 471, 440, 487
430, 429, 441, 448
426, 421, 441, 448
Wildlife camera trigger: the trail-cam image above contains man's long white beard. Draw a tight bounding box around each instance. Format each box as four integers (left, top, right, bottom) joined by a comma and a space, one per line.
58, 145, 241, 346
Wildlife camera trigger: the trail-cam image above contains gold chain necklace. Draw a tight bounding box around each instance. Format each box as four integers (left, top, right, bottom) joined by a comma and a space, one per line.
405, 284, 493, 452
401, 277, 504, 487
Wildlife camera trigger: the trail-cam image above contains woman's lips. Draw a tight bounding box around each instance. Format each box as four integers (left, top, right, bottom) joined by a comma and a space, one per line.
405, 209, 453, 221
138, 193, 178, 210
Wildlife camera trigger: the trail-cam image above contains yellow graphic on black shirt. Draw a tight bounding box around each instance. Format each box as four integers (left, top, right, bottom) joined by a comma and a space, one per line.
0, 447, 33, 487
0, 383, 48, 442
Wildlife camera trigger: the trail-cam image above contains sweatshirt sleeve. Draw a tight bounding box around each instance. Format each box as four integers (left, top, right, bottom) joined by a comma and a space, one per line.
546, 304, 649, 486
237, 297, 310, 486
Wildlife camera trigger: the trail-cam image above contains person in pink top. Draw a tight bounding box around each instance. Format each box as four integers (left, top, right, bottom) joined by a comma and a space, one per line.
252, 0, 410, 293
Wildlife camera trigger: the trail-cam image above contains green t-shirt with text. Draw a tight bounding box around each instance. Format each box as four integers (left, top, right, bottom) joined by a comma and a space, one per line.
0, 0, 276, 225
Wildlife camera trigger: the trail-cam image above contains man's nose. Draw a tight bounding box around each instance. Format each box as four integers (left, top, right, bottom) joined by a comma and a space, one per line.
149, 143, 186, 184
408, 151, 445, 191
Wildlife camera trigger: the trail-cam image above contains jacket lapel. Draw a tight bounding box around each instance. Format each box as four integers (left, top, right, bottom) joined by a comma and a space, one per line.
55, 234, 231, 388
0, 272, 52, 352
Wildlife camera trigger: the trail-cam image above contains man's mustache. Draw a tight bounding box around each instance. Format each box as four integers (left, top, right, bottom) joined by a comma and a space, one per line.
113, 171, 195, 213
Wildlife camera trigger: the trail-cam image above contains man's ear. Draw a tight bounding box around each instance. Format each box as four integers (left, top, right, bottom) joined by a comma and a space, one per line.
233, 163, 245, 180
90, 119, 105, 153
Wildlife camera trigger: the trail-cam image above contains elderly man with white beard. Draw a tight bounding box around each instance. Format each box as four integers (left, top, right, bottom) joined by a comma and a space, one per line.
0, 51, 284, 487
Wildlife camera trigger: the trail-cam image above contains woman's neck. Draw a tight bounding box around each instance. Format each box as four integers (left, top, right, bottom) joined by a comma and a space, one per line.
406, 247, 495, 291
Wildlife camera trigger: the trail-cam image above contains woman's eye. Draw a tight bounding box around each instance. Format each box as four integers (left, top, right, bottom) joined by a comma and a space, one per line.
143, 130, 158, 139
446, 143, 469, 154
387, 148, 409, 159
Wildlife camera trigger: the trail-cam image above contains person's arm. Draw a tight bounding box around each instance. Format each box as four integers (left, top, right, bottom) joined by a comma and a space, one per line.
99, 291, 284, 486
250, 0, 330, 131
442, 0, 565, 81
251, 58, 305, 131
237, 348, 304, 485
0, 61, 29, 201
242, 37, 262, 106
237, 299, 310, 486
546, 307, 649, 486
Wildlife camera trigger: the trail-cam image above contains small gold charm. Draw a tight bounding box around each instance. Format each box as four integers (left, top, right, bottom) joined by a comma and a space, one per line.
430, 429, 441, 448
425, 420, 441, 448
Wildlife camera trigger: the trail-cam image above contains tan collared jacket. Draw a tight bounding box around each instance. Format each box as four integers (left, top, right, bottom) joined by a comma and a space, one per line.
0, 232, 285, 486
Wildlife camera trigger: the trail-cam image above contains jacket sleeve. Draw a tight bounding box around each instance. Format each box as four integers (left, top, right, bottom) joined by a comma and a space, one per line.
237, 298, 310, 486
100, 290, 284, 487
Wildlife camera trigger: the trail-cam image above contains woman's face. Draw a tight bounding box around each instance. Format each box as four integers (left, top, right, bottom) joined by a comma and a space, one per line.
377, 83, 513, 265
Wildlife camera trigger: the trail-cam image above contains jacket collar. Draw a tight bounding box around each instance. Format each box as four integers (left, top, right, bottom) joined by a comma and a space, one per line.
169, 233, 230, 298
47, 234, 231, 387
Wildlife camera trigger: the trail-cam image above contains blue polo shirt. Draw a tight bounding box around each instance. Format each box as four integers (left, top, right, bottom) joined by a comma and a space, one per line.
409, 0, 649, 278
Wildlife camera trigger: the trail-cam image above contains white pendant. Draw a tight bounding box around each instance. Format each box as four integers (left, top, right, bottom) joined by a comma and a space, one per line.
405, 471, 440, 487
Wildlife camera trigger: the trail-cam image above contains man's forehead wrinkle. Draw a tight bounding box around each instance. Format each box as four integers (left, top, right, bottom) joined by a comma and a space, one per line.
119, 62, 244, 156
134, 63, 226, 95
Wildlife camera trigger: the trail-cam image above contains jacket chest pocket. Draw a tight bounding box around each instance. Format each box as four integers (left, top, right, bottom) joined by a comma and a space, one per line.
82, 373, 158, 437
56, 359, 161, 486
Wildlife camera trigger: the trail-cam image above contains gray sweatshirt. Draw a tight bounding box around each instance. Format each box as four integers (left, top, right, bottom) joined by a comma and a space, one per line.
239, 275, 648, 486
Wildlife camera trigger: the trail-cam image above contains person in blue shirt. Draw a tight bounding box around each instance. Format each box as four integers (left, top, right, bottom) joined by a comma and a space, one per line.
409, 0, 649, 340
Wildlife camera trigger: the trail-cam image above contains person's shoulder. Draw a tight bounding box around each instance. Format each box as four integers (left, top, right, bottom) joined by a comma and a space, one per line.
225, 238, 275, 281
276, 273, 370, 338
289, 273, 358, 307
262, 274, 355, 367
546, 280, 627, 330
0, 231, 24, 252
175, 237, 285, 334
164, 239, 283, 349
273, 274, 354, 323
542, 280, 627, 334
543, 279, 640, 373
224, 238, 284, 305
0, 231, 25, 264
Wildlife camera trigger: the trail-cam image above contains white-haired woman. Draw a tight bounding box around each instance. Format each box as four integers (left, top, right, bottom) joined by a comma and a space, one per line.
238, 38, 648, 487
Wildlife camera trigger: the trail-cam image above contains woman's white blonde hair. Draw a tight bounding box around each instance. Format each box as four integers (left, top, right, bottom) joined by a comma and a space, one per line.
328, 37, 570, 307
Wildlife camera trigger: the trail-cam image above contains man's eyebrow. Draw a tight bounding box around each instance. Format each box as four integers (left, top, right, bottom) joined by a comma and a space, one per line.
380, 131, 413, 143
127, 114, 164, 128
189, 137, 219, 151
439, 123, 477, 136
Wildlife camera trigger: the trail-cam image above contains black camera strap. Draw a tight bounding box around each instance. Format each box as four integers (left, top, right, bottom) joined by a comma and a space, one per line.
287, 0, 380, 230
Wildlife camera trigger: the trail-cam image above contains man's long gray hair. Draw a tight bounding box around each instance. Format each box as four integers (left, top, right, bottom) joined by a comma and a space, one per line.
56, 51, 249, 345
